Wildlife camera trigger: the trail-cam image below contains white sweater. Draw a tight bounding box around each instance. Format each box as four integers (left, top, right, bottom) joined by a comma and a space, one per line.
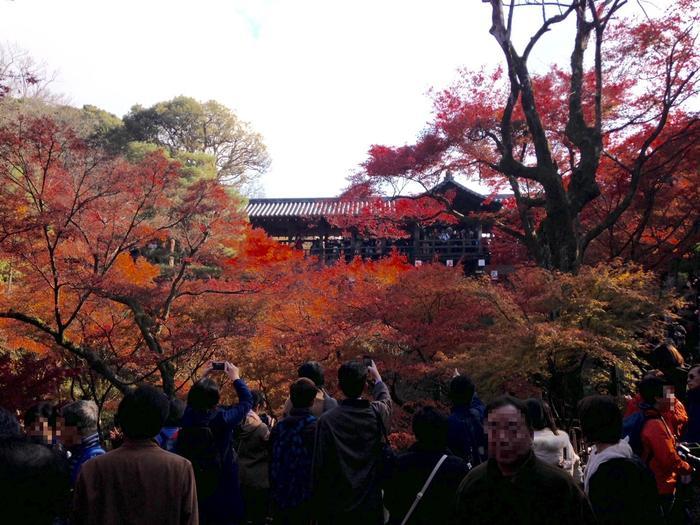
533, 428, 583, 482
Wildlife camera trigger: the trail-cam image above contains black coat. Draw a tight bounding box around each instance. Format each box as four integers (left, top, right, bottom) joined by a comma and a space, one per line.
0, 438, 71, 525
588, 456, 664, 525
312, 381, 391, 525
383, 444, 470, 525
455, 451, 596, 525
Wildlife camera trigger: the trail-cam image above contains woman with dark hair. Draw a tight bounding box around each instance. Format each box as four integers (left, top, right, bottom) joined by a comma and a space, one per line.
526, 398, 582, 482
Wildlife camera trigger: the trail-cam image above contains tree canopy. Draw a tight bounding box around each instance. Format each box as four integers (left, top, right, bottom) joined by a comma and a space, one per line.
347, 0, 700, 272
0, 115, 261, 397
122, 96, 271, 194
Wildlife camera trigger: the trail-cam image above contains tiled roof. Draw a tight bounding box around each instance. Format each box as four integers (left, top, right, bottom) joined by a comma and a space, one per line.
246, 182, 504, 219
246, 198, 394, 218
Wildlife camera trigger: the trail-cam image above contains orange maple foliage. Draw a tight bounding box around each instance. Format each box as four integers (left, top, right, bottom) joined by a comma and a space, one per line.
0, 115, 257, 396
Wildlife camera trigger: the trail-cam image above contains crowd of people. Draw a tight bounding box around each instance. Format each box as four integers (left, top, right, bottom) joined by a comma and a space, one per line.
2, 359, 700, 524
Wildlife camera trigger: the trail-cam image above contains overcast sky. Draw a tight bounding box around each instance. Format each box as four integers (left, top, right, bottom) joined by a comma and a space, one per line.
0, 0, 657, 197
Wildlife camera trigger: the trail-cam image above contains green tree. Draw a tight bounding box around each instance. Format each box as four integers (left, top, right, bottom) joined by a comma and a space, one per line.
123, 96, 270, 193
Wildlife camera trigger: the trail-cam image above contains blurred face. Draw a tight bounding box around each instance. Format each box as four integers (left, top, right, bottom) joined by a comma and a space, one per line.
688, 367, 700, 392
486, 404, 533, 468
54, 417, 81, 447
27, 416, 52, 445
659, 385, 676, 412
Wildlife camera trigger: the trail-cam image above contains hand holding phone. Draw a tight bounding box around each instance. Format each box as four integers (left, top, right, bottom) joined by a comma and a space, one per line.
363, 356, 381, 383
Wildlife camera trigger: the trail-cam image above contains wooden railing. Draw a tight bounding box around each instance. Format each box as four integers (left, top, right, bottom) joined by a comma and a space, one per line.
283, 238, 486, 263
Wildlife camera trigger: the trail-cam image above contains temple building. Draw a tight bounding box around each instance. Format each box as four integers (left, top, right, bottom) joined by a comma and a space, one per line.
246, 177, 500, 272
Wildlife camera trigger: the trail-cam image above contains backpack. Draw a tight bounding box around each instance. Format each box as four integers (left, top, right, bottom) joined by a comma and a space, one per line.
176, 425, 224, 500
450, 409, 486, 468
622, 410, 658, 456
270, 415, 316, 510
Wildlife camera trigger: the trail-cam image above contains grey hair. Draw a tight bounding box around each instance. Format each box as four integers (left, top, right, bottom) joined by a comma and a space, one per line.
62, 400, 99, 436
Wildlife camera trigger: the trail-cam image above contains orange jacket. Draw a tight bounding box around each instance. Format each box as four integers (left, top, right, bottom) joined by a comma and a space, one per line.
625, 394, 688, 438
640, 409, 692, 495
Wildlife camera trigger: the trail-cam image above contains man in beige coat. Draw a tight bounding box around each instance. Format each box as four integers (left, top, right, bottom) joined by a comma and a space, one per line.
73, 385, 198, 525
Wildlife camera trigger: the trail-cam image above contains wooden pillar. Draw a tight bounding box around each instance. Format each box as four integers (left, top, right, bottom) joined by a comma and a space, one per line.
412, 223, 420, 263
168, 238, 176, 267
477, 223, 483, 256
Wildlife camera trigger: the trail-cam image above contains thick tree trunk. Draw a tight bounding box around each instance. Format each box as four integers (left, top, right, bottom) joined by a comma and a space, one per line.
158, 360, 176, 398
539, 210, 580, 272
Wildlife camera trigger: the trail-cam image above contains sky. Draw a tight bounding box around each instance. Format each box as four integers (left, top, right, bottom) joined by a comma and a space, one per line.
0, 0, 640, 198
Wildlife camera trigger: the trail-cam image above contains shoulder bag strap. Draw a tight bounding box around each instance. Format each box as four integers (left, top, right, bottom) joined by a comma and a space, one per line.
400, 454, 449, 525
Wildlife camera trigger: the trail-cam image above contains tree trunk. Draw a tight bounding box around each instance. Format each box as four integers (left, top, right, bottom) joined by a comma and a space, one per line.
158, 360, 176, 398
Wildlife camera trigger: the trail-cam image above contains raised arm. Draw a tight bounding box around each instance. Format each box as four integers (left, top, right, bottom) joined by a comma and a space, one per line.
218, 362, 253, 428
368, 361, 392, 430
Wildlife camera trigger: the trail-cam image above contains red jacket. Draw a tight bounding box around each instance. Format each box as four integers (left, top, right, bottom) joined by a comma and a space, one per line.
625, 394, 688, 438
640, 409, 692, 495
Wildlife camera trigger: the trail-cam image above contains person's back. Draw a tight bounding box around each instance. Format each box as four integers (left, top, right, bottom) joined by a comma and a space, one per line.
238, 390, 272, 525
446, 375, 486, 466
177, 362, 253, 525
383, 407, 469, 525
579, 395, 664, 525
270, 378, 318, 525
72, 385, 198, 525
588, 456, 662, 525
532, 428, 571, 462
313, 360, 391, 525
527, 398, 582, 481
74, 439, 198, 525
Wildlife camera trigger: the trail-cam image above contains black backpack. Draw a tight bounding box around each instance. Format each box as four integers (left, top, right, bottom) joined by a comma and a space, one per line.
176, 425, 224, 500
270, 415, 316, 510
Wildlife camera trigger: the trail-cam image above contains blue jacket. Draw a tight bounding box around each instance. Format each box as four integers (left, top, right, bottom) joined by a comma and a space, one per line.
447, 395, 487, 466
69, 433, 105, 485
155, 426, 180, 453
179, 378, 253, 524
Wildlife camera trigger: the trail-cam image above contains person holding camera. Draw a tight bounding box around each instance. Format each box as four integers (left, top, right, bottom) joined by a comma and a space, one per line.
281, 361, 338, 419
177, 361, 253, 525
312, 359, 392, 525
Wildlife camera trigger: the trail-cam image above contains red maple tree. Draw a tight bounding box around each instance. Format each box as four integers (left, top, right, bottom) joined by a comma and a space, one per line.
0, 115, 259, 397
348, 0, 699, 271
